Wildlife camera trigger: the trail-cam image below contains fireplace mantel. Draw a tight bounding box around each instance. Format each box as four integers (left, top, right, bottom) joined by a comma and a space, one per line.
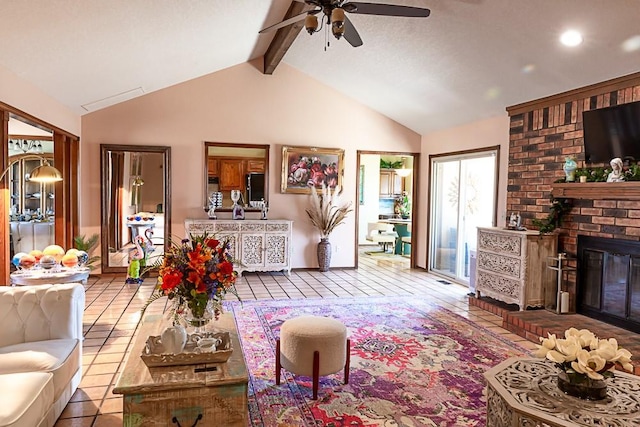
551, 182, 640, 200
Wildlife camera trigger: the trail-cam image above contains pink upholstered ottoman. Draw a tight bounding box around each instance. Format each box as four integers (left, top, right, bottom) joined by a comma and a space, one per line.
275, 315, 350, 399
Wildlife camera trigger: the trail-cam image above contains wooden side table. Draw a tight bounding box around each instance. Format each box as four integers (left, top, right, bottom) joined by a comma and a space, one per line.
484, 358, 640, 426
113, 312, 248, 426
10, 267, 90, 286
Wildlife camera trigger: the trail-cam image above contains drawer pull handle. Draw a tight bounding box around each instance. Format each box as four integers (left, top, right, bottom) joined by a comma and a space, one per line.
172, 414, 203, 427
194, 366, 218, 373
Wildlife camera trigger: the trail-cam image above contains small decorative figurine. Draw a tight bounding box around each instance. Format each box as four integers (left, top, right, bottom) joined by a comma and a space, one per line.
207, 192, 222, 219
208, 204, 217, 220
563, 156, 577, 182
125, 238, 144, 284
508, 212, 518, 228
231, 190, 245, 220
261, 198, 269, 220
607, 157, 625, 182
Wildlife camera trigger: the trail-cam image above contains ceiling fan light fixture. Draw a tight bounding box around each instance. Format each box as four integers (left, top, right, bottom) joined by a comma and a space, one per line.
305, 14, 318, 34
331, 8, 345, 39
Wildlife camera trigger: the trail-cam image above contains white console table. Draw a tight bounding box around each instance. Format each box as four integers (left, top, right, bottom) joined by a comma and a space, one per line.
185, 219, 293, 276
485, 358, 640, 426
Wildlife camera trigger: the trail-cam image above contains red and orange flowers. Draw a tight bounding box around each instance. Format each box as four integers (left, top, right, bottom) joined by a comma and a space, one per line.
144, 234, 238, 323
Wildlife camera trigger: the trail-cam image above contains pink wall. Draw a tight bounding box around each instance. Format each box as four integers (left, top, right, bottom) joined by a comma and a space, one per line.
0, 64, 80, 135
81, 61, 420, 271
418, 115, 509, 268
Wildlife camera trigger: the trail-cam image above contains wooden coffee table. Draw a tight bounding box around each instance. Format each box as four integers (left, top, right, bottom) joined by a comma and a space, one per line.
113, 312, 248, 426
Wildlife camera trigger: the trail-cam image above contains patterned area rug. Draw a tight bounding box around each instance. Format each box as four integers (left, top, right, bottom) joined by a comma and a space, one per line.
228, 297, 528, 427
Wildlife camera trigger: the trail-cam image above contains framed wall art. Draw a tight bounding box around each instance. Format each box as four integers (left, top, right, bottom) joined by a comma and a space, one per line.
281, 146, 345, 194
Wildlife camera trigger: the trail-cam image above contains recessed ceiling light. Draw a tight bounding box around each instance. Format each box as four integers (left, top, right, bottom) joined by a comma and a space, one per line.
622, 35, 640, 52
560, 30, 583, 47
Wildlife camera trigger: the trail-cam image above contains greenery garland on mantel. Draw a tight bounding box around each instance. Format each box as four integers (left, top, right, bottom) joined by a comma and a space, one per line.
532, 196, 572, 234
571, 164, 640, 182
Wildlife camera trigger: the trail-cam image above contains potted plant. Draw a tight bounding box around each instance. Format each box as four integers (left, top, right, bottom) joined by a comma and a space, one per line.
73, 233, 100, 271
398, 191, 411, 219
306, 183, 353, 272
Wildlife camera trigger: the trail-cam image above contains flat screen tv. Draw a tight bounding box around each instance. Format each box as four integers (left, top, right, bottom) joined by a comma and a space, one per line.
582, 100, 640, 163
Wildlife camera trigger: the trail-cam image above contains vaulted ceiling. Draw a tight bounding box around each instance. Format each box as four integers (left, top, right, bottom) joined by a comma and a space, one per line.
1, 1, 638, 135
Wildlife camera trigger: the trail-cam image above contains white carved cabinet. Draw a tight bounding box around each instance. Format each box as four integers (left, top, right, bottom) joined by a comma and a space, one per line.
185, 219, 293, 276
475, 227, 557, 310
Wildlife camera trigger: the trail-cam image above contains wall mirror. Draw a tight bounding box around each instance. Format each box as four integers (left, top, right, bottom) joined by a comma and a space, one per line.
100, 144, 171, 273
204, 142, 270, 212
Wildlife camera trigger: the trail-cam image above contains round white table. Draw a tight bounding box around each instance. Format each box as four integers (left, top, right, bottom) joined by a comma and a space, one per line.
10, 267, 90, 286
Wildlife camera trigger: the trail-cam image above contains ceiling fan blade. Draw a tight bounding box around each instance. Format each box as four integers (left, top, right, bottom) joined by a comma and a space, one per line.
345, 2, 431, 17
343, 15, 363, 47
259, 9, 319, 34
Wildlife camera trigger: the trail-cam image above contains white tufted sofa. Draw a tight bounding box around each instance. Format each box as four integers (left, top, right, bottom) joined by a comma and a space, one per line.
0, 283, 85, 427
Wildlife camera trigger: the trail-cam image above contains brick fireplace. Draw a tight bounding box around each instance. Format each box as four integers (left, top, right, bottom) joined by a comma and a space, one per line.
506, 72, 640, 319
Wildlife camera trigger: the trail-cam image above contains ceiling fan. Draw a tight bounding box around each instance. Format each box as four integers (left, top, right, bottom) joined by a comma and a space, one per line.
259, 0, 431, 48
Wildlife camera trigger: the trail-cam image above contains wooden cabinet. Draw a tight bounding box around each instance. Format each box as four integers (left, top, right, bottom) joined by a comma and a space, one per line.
475, 227, 557, 310
246, 160, 265, 173
207, 157, 218, 176
379, 169, 404, 197
185, 219, 293, 276
219, 159, 244, 190
211, 158, 264, 192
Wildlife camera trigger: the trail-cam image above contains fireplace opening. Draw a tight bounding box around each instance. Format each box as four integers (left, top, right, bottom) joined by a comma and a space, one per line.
577, 235, 640, 333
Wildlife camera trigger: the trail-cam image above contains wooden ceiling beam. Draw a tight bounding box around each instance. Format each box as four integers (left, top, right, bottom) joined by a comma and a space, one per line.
263, 2, 313, 75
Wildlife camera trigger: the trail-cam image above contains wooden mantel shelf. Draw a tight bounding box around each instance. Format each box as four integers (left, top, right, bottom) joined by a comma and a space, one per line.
551, 182, 640, 200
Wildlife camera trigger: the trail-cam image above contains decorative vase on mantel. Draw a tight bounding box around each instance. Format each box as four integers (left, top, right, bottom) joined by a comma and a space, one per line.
317, 238, 331, 272
557, 371, 608, 400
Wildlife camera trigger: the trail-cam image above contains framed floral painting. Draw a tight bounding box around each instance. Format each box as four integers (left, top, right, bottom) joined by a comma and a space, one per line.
281, 146, 345, 194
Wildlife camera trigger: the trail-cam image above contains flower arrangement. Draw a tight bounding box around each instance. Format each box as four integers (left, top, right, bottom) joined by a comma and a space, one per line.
141, 234, 238, 325
535, 327, 633, 381
306, 183, 353, 239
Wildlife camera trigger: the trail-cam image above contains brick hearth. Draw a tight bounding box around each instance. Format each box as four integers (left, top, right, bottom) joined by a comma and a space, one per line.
469, 296, 640, 375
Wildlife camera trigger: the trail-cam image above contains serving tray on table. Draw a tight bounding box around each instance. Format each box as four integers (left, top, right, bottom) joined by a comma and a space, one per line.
141, 331, 233, 367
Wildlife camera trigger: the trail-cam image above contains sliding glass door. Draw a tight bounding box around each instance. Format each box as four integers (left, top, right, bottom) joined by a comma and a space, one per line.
430, 149, 498, 282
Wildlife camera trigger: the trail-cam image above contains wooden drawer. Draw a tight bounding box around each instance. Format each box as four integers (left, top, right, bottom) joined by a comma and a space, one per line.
122, 377, 247, 426
246, 159, 265, 173
477, 230, 523, 257
477, 251, 522, 279
476, 270, 521, 305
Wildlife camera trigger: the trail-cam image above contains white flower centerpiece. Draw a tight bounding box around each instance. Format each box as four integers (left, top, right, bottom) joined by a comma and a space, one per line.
536, 327, 633, 400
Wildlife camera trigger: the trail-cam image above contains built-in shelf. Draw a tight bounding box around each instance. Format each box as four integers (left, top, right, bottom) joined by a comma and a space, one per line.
551, 182, 640, 200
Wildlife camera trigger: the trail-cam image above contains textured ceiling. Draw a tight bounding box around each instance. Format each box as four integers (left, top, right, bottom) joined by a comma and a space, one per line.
1, 0, 639, 135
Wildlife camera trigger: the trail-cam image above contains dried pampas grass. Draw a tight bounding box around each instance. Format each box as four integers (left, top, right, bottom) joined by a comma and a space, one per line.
306, 183, 353, 238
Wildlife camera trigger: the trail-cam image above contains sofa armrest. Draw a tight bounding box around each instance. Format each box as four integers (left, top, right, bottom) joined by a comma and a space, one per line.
0, 283, 85, 347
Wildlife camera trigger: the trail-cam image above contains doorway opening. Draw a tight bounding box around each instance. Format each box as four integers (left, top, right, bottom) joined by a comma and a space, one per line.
1, 104, 80, 283
356, 151, 418, 268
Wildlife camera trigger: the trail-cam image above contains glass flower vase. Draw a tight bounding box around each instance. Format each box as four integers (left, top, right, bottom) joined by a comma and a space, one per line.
557, 371, 608, 400
185, 301, 214, 335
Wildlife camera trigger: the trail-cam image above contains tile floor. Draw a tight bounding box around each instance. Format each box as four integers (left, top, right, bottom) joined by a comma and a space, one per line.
53, 250, 637, 426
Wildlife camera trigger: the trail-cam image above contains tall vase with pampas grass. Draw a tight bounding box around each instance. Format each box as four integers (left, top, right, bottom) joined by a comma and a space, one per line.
306, 183, 353, 272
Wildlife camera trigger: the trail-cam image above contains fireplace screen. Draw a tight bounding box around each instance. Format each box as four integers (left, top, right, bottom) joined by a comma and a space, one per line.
578, 235, 640, 333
